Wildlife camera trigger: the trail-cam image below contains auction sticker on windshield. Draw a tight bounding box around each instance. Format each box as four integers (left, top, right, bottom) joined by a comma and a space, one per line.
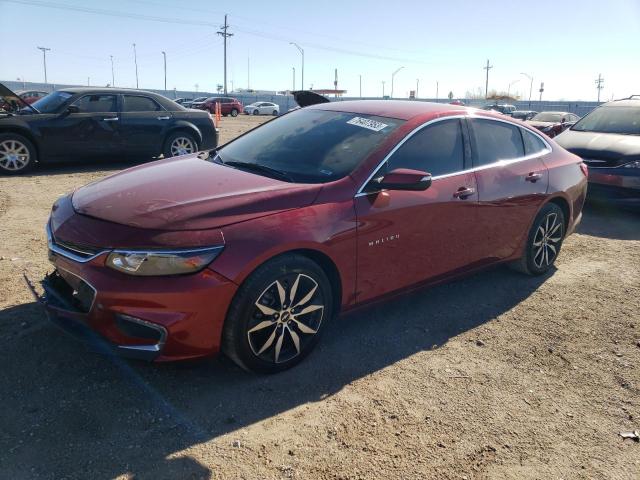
347, 116, 389, 132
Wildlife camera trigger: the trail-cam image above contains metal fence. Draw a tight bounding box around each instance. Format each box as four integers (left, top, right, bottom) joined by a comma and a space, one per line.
2, 80, 602, 116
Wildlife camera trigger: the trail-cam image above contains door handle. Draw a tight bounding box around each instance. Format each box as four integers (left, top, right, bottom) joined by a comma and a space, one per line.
453, 186, 475, 199
157, 116, 171, 120
525, 172, 543, 182
102, 117, 119, 122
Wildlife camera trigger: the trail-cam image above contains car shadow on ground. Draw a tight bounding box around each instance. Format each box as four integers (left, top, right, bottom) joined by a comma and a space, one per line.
577, 201, 640, 240
1, 265, 551, 479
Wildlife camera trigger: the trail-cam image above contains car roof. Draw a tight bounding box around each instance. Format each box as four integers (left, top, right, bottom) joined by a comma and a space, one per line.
308, 100, 469, 121
535, 111, 571, 115
601, 98, 640, 107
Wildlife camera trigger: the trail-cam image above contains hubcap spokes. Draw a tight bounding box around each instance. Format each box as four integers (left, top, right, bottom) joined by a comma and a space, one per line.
170, 137, 195, 156
532, 212, 563, 268
0, 140, 29, 171
248, 273, 324, 363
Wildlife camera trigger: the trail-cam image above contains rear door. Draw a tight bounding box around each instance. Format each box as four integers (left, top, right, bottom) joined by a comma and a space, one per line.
119, 94, 170, 157
468, 118, 550, 261
355, 117, 479, 303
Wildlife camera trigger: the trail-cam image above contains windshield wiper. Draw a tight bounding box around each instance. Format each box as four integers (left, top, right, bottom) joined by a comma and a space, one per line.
221, 160, 295, 182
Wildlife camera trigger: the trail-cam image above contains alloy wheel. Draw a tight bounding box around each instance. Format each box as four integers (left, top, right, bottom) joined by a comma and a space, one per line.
532, 212, 563, 268
247, 273, 324, 364
0, 139, 30, 171
170, 137, 195, 156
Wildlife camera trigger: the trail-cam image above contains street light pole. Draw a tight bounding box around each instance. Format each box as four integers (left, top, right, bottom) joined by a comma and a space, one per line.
382, 81, 386, 98
390, 66, 404, 98
110, 55, 115, 87
416, 78, 419, 98
161, 51, 167, 92
436, 81, 439, 102
292, 67, 296, 91
132, 43, 139, 88
520, 73, 533, 109
359, 74, 362, 98
290, 42, 304, 90
507, 79, 520, 98
37, 46, 51, 84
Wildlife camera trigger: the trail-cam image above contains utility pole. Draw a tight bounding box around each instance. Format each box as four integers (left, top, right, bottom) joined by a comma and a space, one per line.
521, 72, 533, 109
161, 51, 167, 92
483, 59, 493, 98
359, 74, 362, 98
436, 81, 439, 102
595, 74, 604, 102
292, 67, 296, 91
390, 66, 404, 98
247, 55, 250, 90
110, 55, 115, 87
334, 68, 338, 97
290, 43, 304, 90
382, 80, 386, 98
416, 78, 419, 98
37, 46, 51, 84
132, 43, 139, 88
217, 14, 233, 95
539, 82, 544, 102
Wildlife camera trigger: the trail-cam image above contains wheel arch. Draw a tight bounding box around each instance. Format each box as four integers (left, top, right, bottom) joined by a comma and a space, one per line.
166, 122, 203, 145
546, 195, 571, 236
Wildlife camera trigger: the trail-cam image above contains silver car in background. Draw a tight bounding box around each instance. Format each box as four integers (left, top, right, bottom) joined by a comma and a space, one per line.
244, 102, 280, 116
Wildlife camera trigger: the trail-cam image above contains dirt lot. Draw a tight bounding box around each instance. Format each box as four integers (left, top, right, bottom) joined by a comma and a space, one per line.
1, 114, 639, 479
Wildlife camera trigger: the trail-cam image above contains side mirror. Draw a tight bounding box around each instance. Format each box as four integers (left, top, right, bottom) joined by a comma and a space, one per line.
374, 168, 432, 191
66, 105, 80, 114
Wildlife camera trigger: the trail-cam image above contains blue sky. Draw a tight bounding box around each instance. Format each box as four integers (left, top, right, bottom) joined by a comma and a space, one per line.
1, 0, 638, 101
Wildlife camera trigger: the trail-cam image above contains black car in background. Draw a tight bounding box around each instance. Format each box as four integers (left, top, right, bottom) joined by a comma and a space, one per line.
511, 110, 538, 121
555, 96, 640, 207
0, 84, 217, 174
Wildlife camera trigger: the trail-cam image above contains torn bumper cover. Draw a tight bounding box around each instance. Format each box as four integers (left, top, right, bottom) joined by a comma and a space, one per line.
25, 271, 167, 361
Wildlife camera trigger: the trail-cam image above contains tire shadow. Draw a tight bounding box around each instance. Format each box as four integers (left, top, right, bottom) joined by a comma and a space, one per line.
0, 265, 550, 479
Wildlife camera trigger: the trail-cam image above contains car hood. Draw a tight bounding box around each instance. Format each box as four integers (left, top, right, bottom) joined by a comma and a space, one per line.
555, 129, 640, 167
0, 82, 39, 114
72, 155, 323, 231
292, 90, 330, 107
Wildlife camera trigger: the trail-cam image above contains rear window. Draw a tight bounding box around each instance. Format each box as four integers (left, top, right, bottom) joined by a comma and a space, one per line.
571, 106, 640, 134
532, 112, 563, 122
123, 95, 162, 112
217, 109, 403, 183
470, 119, 524, 166
522, 128, 549, 156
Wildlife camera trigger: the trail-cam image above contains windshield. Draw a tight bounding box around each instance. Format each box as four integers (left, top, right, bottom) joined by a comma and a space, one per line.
32, 91, 73, 113
217, 109, 403, 183
532, 112, 563, 122
571, 106, 640, 134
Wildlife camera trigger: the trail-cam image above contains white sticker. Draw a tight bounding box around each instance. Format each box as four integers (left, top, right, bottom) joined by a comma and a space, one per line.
346, 116, 388, 132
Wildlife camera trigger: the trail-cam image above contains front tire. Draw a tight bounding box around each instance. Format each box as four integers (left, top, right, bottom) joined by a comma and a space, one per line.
222, 254, 333, 373
163, 131, 198, 158
272, 110, 279, 116
253, 109, 259, 115
230, 109, 239, 117
510, 203, 565, 275
0, 133, 36, 175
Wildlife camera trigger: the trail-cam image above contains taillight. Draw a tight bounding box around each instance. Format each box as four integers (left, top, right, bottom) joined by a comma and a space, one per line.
579, 162, 588, 177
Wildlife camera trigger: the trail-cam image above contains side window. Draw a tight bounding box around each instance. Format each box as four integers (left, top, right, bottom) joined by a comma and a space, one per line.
470, 119, 524, 166
123, 95, 162, 112
387, 119, 464, 177
72, 94, 117, 113
521, 128, 549, 156
221, 98, 231, 104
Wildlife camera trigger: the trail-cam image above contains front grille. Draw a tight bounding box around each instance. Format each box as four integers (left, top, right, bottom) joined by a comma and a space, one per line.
582, 158, 621, 169
54, 237, 103, 259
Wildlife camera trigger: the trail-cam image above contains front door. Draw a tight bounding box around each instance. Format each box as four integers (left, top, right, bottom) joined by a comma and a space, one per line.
355, 118, 479, 303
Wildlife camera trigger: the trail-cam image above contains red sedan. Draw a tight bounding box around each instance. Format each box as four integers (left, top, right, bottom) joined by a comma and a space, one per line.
42, 101, 587, 372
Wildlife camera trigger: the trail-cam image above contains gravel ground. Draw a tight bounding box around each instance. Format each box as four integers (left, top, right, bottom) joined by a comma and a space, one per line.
1, 115, 639, 479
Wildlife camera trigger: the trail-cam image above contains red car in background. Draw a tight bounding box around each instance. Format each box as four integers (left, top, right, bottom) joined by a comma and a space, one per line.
17, 90, 49, 104
194, 96, 243, 117
41, 100, 587, 373
527, 111, 580, 138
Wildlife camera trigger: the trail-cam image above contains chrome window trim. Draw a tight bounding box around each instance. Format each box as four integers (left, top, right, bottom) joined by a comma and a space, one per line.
47, 222, 110, 263
354, 113, 552, 197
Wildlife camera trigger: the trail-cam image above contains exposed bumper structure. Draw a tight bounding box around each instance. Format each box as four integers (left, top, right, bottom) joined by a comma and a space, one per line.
37, 223, 238, 362
587, 167, 640, 208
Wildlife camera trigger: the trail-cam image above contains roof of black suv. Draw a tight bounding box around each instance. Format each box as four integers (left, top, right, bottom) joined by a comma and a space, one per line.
603, 95, 640, 107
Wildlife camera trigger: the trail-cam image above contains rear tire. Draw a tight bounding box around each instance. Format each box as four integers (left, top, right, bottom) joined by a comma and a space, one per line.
0, 133, 36, 175
163, 131, 198, 158
510, 203, 565, 275
222, 254, 333, 373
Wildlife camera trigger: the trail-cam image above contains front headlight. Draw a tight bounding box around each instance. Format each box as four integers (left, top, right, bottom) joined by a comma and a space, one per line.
622, 160, 640, 169
106, 246, 224, 276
